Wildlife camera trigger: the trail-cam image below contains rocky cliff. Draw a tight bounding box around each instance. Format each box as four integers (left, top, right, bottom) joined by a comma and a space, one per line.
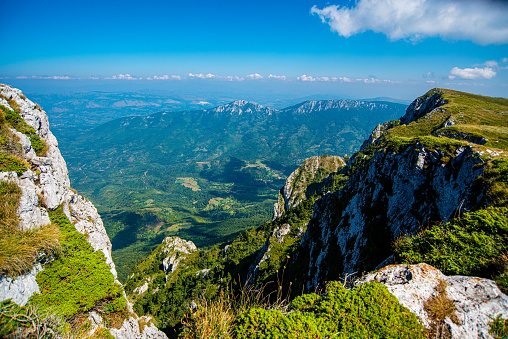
294, 88, 503, 290
0, 84, 167, 338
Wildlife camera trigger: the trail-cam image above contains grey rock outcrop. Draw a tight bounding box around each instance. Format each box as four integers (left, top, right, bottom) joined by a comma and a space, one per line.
110, 317, 168, 339
400, 90, 447, 125
358, 264, 508, 338
161, 237, 197, 273
0, 264, 42, 306
273, 155, 345, 219
298, 143, 485, 290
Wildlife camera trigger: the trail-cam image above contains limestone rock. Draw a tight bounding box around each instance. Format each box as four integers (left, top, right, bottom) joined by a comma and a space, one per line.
273, 155, 345, 219
297, 142, 485, 290
400, 90, 447, 125
0, 264, 42, 306
0, 85, 171, 338
161, 237, 197, 273
110, 316, 168, 339
358, 264, 508, 338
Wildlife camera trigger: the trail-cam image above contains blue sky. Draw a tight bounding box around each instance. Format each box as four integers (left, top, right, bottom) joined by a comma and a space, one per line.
1, 0, 508, 100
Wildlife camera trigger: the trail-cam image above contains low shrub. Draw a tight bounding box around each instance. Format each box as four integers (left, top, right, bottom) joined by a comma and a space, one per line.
0, 153, 27, 175
0, 299, 63, 338
30, 208, 126, 318
234, 281, 424, 339
394, 206, 508, 292
490, 315, 508, 339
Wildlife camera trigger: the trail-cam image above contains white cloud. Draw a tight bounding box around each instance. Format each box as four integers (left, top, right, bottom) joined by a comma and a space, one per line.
147, 75, 182, 80
311, 0, 508, 45
297, 74, 335, 82
268, 74, 287, 80
339, 77, 353, 82
189, 73, 216, 79
105, 74, 141, 80
223, 75, 244, 81
503, 57, 508, 63
247, 73, 264, 80
485, 60, 498, 68
449, 66, 497, 79
15, 75, 73, 80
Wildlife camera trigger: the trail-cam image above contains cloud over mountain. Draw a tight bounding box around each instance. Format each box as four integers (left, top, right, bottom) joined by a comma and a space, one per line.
311, 0, 508, 45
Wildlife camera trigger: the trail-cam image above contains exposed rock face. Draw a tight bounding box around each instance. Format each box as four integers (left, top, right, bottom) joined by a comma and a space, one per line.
400, 90, 447, 125
0, 85, 167, 338
359, 120, 399, 151
273, 155, 345, 219
110, 317, 168, 339
298, 143, 485, 290
293, 91, 487, 291
0, 85, 118, 280
358, 264, 508, 339
161, 237, 197, 273
0, 264, 42, 306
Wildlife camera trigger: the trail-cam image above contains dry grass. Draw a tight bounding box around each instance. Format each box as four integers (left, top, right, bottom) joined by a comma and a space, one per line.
0, 223, 62, 277
0, 181, 62, 277
181, 292, 236, 339
424, 280, 459, 338
180, 278, 290, 339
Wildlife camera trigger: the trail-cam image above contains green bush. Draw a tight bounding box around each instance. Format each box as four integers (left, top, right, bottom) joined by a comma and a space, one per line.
30, 208, 126, 318
0, 153, 27, 175
234, 281, 424, 338
0, 103, 48, 156
394, 207, 508, 292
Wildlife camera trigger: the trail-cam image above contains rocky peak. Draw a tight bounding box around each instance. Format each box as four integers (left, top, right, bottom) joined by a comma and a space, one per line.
273, 155, 345, 219
285, 99, 387, 115
400, 89, 447, 125
161, 237, 197, 273
207, 100, 277, 116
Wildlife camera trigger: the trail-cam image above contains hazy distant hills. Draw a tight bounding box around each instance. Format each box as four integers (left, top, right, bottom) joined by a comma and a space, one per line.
59, 99, 405, 280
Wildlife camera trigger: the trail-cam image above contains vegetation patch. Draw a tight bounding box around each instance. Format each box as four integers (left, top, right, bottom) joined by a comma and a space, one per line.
0, 103, 48, 157
482, 158, 508, 206
234, 281, 424, 338
30, 207, 127, 319
0, 299, 64, 338
489, 314, 508, 339
0, 153, 28, 175
394, 206, 508, 293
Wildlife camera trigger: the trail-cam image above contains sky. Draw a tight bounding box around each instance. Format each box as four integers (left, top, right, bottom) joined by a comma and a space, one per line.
1, 0, 508, 100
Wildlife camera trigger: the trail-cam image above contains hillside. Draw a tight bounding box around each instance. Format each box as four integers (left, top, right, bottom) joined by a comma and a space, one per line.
126, 88, 508, 338
0, 84, 167, 338
57, 98, 404, 280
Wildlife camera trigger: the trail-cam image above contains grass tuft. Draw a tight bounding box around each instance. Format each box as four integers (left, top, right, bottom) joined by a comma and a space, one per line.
0, 181, 61, 277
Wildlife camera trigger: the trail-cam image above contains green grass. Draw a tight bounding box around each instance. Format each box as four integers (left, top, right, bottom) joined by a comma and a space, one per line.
0, 153, 28, 175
